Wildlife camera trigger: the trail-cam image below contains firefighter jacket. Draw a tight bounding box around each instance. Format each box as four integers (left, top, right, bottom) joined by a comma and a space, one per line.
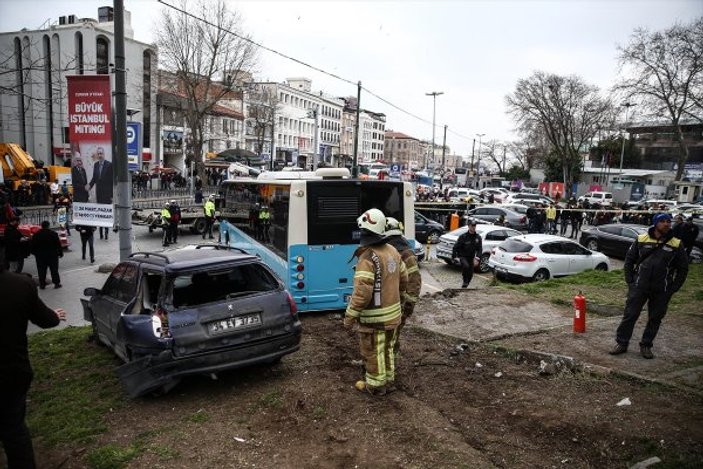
160, 208, 171, 226
453, 231, 482, 259
387, 235, 421, 312
345, 243, 408, 331
203, 200, 215, 218
624, 227, 688, 294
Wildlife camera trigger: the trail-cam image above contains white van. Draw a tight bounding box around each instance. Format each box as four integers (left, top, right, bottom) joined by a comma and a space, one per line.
578, 191, 613, 207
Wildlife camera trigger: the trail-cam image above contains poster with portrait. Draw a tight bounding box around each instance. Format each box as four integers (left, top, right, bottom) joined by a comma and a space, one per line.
67, 75, 114, 227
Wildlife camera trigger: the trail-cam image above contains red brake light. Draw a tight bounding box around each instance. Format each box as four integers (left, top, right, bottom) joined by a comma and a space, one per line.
520, 216, 526, 223
286, 292, 298, 315
296, 264, 304, 272
296, 281, 305, 289
513, 253, 537, 262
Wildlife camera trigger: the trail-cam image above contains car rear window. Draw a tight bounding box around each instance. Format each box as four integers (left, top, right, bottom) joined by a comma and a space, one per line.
171, 264, 279, 308
498, 239, 533, 253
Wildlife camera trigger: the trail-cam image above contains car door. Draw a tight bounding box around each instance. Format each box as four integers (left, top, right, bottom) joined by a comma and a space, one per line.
415, 212, 428, 241
618, 227, 641, 257
91, 263, 130, 346
473, 207, 492, 223
596, 226, 622, 255
561, 241, 594, 274
539, 242, 570, 276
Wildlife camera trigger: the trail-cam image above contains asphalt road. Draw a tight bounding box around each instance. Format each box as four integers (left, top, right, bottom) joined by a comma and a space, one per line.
27, 226, 625, 331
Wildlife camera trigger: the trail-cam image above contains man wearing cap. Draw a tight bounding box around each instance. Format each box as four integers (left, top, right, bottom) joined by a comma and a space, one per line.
609, 213, 689, 359
452, 219, 482, 288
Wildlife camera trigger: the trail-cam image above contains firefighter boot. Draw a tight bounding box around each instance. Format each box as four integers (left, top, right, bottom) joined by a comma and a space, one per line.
354, 380, 386, 396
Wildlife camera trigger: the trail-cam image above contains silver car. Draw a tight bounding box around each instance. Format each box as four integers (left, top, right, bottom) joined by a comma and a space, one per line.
437, 224, 523, 273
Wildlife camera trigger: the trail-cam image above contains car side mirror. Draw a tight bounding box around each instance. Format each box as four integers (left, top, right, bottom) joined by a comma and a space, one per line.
84, 287, 101, 297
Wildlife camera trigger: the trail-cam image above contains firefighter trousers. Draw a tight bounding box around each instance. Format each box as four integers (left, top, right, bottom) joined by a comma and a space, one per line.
616, 287, 671, 348
359, 328, 398, 390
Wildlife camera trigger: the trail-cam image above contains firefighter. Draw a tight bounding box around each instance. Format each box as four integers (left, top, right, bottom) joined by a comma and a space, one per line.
160, 202, 171, 247
384, 217, 421, 357
344, 209, 408, 396
609, 213, 689, 359
202, 195, 216, 240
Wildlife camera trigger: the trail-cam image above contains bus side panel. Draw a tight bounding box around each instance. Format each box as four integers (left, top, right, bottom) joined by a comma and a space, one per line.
289, 243, 357, 312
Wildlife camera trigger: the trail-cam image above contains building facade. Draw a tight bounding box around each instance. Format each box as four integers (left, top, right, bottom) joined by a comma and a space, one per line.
384, 130, 421, 169
0, 6, 158, 167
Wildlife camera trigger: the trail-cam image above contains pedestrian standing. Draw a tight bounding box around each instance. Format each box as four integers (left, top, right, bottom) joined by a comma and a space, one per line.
31, 220, 63, 289
609, 213, 689, 359
452, 219, 482, 288
673, 216, 699, 260
3, 217, 30, 273
344, 209, 408, 396
53, 194, 72, 236
0, 250, 65, 469
49, 179, 60, 205
545, 203, 557, 234
76, 225, 96, 263
202, 195, 215, 240
384, 217, 421, 358
160, 202, 172, 247
168, 200, 181, 244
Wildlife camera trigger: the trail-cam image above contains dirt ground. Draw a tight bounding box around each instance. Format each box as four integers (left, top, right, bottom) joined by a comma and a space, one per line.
35, 290, 703, 468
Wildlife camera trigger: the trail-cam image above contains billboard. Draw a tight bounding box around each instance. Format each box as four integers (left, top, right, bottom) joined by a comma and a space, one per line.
67, 75, 114, 227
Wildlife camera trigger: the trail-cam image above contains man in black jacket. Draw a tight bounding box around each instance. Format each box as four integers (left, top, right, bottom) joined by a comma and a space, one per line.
609, 213, 689, 359
31, 221, 63, 289
0, 249, 65, 469
452, 220, 482, 288
3, 217, 29, 273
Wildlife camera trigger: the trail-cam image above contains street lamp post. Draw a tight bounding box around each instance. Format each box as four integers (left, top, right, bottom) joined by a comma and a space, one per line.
618, 102, 637, 177
475, 133, 485, 189
425, 91, 443, 175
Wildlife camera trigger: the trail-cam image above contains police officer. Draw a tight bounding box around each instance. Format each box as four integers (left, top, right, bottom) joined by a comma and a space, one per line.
160, 202, 171, 247
258, 205, 271, 242
384, 217, 421, 356
452, 219, 482, 288
202, 195, 216, 240
609, 213, 689, 359
344, 209, 408, 396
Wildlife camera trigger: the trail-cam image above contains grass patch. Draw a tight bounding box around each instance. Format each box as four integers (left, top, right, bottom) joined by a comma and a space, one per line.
86, 441, 146, 469
258, 389, 284, 409
186, 410, 210, 424
496, 264, 702, 315
149, 443, 181, 461
27, 326, 125, 446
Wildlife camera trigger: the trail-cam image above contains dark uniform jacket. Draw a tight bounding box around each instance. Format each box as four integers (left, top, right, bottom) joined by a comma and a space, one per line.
4, 224, 26, 262
31, 227, 63, 261
624, 228, 688, 294
0, 270, 59, 388
453, 231, 482, 259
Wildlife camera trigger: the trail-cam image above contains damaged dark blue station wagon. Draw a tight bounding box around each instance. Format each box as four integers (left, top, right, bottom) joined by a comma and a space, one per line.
82, 245, 302, 397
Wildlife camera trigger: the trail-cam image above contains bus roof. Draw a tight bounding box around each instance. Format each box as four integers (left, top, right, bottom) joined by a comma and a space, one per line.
256, 168, 351, 180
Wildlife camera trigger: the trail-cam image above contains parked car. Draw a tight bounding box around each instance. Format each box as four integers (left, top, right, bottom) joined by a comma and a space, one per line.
447, 188, 483, 203
464, 206, 528, 231
504, 192, 553, 206
578, 191, 614, 207
412, 239, 425, 262
437, 224, 522, 272
414, 211, 446, 244
578, 223, 647, 258
488, 234, 610, 282
500, 203, 529, 216
82, 244, 302, 397
480, 187, 509, 203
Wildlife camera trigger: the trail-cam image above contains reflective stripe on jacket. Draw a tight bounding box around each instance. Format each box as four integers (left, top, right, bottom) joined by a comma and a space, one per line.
624, 229, 688, 293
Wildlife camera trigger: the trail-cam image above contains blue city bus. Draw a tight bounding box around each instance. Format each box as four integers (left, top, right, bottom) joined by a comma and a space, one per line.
218, 168, 415, 312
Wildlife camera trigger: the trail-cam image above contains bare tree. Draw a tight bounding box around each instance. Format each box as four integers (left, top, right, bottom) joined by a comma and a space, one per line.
615, 17, 703, 181
245, 84, 279, 158
506, 72, 614, 195
156, 0, 257, 173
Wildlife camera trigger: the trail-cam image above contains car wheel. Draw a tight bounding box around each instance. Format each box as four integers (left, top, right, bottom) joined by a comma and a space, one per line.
532, 268, 550, 282
194, 217, 206, 234
443, 258, 454, 265
478, 253, 490, 273
586, 239, 599, 251
427, 230, 441, 244
595, 263, 608, 271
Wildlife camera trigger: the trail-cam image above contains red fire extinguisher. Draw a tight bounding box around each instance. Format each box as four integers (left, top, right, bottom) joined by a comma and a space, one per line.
573, 291, 586, 333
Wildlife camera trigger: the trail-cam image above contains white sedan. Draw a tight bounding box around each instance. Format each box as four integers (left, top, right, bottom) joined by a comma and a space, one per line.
488, 234, 610, 282
437, 224, 523, 273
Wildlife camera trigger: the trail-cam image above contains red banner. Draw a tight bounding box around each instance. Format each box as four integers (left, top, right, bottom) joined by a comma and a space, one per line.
67, 75, 114, 226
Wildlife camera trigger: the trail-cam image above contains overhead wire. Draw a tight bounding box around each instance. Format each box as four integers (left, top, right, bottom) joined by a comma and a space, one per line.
156, 0, 477, 148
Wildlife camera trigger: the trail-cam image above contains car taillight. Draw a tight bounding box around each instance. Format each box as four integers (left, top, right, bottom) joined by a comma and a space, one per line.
286, 292, 298, 315
513, 253, 537, 262
491, 248, 496, 256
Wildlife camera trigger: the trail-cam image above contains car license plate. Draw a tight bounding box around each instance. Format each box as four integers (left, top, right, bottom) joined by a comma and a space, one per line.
210, 313, 261, 333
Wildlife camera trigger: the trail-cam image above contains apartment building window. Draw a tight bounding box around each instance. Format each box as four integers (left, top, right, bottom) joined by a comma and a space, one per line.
75, 32, 84, 74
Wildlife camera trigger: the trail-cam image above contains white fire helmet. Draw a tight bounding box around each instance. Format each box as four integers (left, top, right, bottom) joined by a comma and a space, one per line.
385, 217, 404, 236
357, 208, 386, 236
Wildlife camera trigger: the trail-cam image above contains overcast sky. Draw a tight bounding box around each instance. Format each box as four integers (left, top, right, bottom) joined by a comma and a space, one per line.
1, 0, 701, 156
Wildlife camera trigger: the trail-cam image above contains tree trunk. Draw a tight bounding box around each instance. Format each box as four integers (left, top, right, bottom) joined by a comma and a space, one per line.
674, 124, 689, 181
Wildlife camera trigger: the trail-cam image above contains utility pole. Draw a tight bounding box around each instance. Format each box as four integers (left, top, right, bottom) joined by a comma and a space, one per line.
470, 138, 475, 187
114, 0, 131, 260
311, 104, 319, 170
440, 124, 447, 189
270, 105, 275, 171
475, 133, 485, 189
501, 146, 506, 175
352, 81, 361, 178
425, 91, 443, 176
